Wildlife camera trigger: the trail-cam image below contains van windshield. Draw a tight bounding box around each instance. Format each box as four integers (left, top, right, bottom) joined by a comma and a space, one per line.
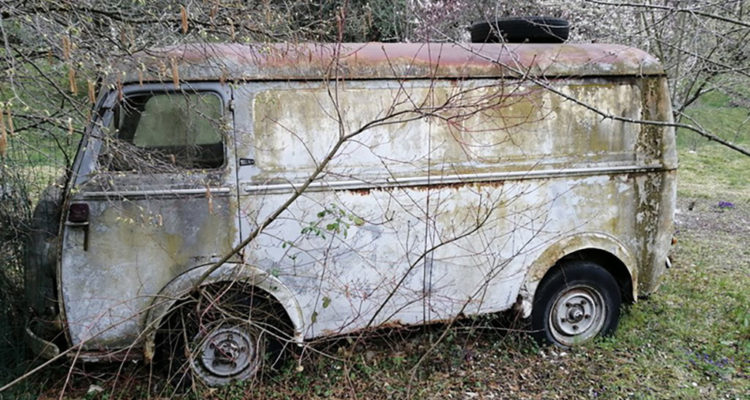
100, 91, 225, 171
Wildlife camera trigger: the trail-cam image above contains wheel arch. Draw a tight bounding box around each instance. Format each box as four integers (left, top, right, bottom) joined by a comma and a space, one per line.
142, 263, 304, 362
517, 232, 637, 318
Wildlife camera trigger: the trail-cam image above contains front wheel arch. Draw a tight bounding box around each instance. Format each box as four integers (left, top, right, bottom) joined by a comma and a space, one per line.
142, 263, 304, 363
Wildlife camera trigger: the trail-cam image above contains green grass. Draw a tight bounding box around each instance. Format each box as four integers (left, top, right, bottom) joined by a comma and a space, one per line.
594, 231, 749, 398
676, 91, 750, 200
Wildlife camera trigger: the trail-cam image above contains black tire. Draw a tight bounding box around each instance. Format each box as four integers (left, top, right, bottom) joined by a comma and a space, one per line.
470, 17, 570, 44
531, 261, 621, 347
24, 183, 63, 316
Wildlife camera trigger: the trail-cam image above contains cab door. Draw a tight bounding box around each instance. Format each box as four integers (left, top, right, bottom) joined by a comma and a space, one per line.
60, 82, 241, 349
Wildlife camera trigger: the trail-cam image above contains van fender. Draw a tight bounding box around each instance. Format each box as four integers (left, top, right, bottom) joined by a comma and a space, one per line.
142, 262, 304, 362
516, 232, 637, 318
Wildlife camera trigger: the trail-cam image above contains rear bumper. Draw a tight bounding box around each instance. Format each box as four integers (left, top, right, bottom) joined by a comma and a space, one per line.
25, 321, 60, 360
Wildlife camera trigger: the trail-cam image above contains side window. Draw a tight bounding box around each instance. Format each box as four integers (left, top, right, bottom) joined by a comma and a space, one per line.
101, 91, 225, 171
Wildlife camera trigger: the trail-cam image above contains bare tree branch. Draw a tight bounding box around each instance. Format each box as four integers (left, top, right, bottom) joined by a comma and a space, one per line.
584, 0, 750, 28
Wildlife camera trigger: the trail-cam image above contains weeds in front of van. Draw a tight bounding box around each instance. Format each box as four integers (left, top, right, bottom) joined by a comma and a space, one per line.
13, 221, 747, 400
0, 165, 32, 394
8, 221, 748, 400
297, 203, 364, 241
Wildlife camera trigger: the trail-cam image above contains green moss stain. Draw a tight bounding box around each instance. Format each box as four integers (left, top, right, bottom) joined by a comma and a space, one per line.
638, 78, 666, 161
633, 172, 666, 293
249, 79, 652, 187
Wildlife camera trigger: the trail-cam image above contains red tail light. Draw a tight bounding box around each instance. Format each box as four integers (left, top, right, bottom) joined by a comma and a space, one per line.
68, 203, 90, 223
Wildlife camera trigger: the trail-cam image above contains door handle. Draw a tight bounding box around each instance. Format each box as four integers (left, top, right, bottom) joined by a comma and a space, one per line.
239, 158, 255, 166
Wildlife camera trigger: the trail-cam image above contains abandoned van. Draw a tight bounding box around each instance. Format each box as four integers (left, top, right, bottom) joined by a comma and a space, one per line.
25, 41, 677, 385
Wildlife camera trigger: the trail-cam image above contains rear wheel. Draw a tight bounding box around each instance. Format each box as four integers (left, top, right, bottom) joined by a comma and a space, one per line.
531, 261, 621, 347
190, 320, 266, 385
157, 285, 280, 387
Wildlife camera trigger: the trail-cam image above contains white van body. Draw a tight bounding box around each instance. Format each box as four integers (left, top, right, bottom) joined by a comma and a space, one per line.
26, 43, 676, 383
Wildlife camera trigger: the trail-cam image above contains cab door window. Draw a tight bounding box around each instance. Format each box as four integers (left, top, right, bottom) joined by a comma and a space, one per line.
101, 91, 225, 171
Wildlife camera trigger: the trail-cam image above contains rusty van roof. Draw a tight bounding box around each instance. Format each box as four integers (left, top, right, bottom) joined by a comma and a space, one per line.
120, 42, 665, 83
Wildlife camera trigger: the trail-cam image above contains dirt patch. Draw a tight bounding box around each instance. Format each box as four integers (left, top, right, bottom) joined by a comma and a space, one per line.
675, 196, 750, 236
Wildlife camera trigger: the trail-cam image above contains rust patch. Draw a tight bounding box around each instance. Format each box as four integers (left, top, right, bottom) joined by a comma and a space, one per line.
120, 43, 666, 84
342, 181, 505, 195
408, 180, 505, 192
347, 188, 372, 196
320, 319, 407, 337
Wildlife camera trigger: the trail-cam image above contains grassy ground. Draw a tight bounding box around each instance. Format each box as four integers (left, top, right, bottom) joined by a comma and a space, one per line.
677, 91, 750, 201
4, 94, 749, 399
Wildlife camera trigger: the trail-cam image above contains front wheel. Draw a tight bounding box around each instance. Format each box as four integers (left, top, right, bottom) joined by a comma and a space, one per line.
531, 261, 621, 347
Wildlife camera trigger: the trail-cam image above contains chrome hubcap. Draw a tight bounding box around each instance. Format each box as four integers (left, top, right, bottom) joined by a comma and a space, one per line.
549, 286, 606, 346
